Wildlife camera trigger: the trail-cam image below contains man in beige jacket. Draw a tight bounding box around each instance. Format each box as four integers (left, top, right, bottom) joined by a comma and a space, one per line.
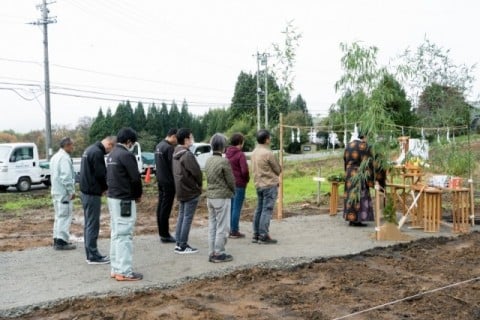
251, 129, 282, 244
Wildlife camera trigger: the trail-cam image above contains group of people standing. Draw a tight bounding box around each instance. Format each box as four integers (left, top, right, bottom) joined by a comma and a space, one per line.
154, 128, 282, 263
49, 127, 282, 281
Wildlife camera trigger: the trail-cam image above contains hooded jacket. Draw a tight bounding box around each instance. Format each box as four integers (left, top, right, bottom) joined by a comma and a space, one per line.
172, 145, 202, 201
225, 146, 250, 188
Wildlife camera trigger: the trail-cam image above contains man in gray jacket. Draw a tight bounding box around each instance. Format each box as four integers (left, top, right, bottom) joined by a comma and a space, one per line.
172, 128, 202, 254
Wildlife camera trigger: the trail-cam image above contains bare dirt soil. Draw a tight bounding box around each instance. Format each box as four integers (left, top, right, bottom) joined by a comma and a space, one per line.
1, 173, 480, 319
8, 234, 480, 320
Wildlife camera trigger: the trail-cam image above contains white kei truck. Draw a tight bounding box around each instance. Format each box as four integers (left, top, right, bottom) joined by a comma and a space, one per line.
0, 142, 54, 191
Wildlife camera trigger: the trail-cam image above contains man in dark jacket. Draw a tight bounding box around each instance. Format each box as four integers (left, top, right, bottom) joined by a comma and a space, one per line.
106, 127, 143, 281
80, 136, 115, 264
154, 128, 177, 243
172, 128, 202, 254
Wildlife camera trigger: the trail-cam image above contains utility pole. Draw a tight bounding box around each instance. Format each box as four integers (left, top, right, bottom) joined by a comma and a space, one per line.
30, 0, 56, 159
260, 53, 269, 129
255, 52, 261, 131
254, 51, 270, 130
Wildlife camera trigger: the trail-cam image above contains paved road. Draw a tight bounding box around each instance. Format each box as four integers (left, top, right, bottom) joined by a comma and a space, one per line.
1, 214, 473, 317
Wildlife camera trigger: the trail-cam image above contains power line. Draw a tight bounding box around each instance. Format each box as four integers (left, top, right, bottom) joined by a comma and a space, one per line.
2, 76, 334, 114
0, 56, 233, 94
0, 78, 234, 107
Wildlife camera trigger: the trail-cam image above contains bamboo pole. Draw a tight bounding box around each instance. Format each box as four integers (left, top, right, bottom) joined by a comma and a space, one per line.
469, 178, 475, 227
375, 181, 381, 241
277, 113, 284, 219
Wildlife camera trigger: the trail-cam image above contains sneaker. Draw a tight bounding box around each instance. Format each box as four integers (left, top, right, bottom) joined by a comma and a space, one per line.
115, 272, 143, 281
87, 256, 110, 265
229, 231, 245, 239
209, 253, 233, 263
258, 235, 278, 244
174, 244, 198, 254
251, 234, 259, 243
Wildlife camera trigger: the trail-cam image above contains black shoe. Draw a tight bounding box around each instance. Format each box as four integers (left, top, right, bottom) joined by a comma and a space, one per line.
252, 234, 259, 243
160, 236, 176, 243
209, 253, 233, 263
54, 240, 76, 250
349, 221, 368, 227
258, 235, 278, 244
87, 256, 110, 265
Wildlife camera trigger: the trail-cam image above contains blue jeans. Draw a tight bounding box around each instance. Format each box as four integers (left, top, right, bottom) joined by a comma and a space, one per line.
108, 198, 136, 276
252, 186, 278, 237
175, 196, 200, 247
230, 187, 246, 233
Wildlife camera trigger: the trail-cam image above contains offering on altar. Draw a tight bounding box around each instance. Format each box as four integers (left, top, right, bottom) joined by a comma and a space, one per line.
404, 155, 428, 168
449, 177, 463, 189
327, 173, 345, 183
427, 175, 449, 188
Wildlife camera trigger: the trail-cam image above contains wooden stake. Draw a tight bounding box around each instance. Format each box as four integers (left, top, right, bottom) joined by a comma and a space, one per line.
375, 182, 381, 241
469, 178, 475, 227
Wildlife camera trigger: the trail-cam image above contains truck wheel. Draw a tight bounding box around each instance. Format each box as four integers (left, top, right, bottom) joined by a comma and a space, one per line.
16, 177, 31, 192
0, 185, 8, 192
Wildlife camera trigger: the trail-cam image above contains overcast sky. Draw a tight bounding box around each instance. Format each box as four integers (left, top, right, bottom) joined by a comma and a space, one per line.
1, 0, 479, 133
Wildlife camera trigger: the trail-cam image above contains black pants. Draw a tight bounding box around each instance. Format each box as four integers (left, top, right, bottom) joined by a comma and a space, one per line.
81, 193, 102, 260
156, 184, 176, 238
